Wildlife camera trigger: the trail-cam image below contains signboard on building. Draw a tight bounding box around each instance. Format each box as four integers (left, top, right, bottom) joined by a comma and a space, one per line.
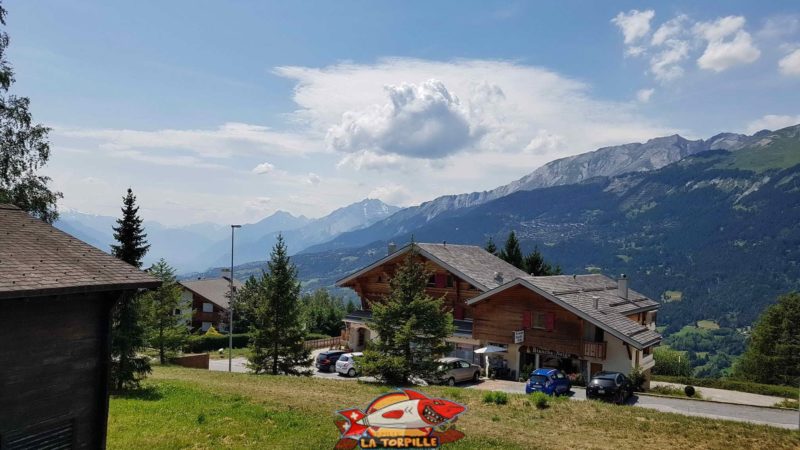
513, 330, 524, 344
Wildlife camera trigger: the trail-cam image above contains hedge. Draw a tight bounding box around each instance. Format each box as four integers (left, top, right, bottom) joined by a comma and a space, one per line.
651, 375, 798, 399
306, 332, 337, 341
185, 333, 251, 353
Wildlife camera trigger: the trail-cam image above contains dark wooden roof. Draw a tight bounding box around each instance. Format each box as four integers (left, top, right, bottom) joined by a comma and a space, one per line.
179, 277, 243, 310
0, 203, 160, 299
468, 274, 662, 349
337, 242, 529, 291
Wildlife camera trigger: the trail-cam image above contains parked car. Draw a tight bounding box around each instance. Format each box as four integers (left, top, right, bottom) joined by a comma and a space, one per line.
525, 368, 571, 395
585, 371, 633, 404
315, 350, 347, 373
335, 352, 363, 377
432, 357, 481, 386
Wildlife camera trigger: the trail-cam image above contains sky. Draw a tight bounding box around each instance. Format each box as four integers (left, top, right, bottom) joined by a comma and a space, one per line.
5, 1, 800, 226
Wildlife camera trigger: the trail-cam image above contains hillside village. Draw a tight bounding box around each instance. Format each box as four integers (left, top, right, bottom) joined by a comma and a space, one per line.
2, 2, 800, 449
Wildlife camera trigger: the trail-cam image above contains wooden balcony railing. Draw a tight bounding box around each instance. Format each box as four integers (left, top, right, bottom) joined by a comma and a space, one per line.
304, 337, 342, 350
582, 341, 607, 360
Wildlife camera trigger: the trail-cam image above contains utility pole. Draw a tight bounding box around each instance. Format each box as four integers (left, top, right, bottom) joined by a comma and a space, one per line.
229, 224, 241, 372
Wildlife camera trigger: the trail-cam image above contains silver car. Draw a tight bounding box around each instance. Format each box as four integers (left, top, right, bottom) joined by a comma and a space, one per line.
436, 357, 481, 386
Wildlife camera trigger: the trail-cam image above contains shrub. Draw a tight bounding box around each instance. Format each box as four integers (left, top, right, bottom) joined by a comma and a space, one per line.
482, 391, 508, 405
305, 332, 335, 341
629, 365, 646, 392
529, 391, 550, 409
185, 333, 250, 353
204, 326, 222, 337
684, 385, 696, 397
773, 399, 799, 409
650, 375, 799, 398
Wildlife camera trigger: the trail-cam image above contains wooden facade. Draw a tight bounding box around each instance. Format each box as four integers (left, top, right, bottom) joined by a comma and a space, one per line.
471, 284, 605, 359
1, 291, 120, 448
341, 257, 482, 319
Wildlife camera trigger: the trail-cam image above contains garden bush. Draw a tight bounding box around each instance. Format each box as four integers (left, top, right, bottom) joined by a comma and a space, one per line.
482, 391, 508, 405
529, 391, 550, 409
185, 333, 250, 353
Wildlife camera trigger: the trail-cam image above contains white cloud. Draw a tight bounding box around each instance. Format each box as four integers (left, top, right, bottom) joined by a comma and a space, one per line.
745, 114, 800, 134
252, 162, 275, 174
523, 130, 563, 154
326, 79, 476, 159
56, 122, 324, 161
368, 184, 414, 206
612, 10, 655, 45
651, 15, 689, 46
306, 172, 321, 185
650, 40, 690, 81
636, 88, 655, 103
778, 49, 800, 76
757, 15, 800, 40
695, 16, 760, 72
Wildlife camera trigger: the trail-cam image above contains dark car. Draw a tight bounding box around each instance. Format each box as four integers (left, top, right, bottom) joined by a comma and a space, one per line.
315, 350, 346, 372
586, 371, 633, 404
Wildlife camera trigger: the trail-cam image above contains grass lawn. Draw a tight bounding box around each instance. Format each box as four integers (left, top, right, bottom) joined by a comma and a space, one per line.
696, 320, 720, 330
107, 367, 799, 450
208, 347, 251, 360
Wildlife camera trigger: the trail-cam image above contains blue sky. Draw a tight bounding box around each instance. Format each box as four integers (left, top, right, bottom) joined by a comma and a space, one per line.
6, 1, 800, 225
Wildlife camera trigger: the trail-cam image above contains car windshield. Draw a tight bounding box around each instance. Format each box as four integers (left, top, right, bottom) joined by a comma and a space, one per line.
529, 375, 549, 384
591, 378, 616, 387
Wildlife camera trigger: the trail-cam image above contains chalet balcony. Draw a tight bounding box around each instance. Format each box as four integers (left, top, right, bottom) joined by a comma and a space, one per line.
582, 340, 607, 360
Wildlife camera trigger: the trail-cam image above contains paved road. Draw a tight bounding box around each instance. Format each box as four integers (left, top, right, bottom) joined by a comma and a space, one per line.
208, 356, 798, 429
467, 380, 799, 430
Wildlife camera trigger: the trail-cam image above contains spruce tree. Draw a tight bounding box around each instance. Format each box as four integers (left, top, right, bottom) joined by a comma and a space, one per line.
248, 235, 311, 375
523, 246, 562, 276
142, 259, 188, 364
110, 188, 151, 390
360, 244, 454, 385
499, 231, 524, 270
733, 293, 800, 386
0, 2, 61, 222
484, 237, 498, 255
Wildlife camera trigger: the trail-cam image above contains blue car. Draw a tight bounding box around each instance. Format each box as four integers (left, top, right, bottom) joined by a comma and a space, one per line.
525, 368, 571, 395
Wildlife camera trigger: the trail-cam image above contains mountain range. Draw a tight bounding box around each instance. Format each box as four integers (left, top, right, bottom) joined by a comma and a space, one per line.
54, 198, 398, 273
198, 124, 800, 332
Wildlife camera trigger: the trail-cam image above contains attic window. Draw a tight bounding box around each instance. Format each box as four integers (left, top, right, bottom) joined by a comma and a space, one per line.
427, 275, 436, 287
446, 275, 454, 288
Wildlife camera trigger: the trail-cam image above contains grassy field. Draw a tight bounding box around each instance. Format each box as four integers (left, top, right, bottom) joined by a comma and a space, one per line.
696, 320, 720, 330
107, 366, 800, 450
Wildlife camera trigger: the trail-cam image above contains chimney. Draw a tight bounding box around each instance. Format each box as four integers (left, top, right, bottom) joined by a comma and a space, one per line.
618, 274, 628, 300
442, 240, 447, 247
593, 296, 600, 310
388, 242, 397, 255
494, 271, 503, 283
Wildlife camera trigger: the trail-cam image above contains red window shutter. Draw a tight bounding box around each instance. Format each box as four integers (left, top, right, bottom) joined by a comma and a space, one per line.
434, 273, 447, 288
545, 312, 555, 331
522, 311, 531, 329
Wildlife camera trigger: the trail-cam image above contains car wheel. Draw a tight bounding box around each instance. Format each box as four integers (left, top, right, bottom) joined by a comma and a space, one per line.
447, 377, 456, 386
615, 391, 624, 405
347, 368, 356, 377
473, 371, 480, 382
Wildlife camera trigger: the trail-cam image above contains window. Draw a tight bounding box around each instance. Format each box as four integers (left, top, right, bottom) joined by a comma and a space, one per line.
427, 275, 436, 287
446, 275, 454, 288
555, 372, 565, 379
643, 346, 652, 356
174, 308, 181, 315
201, 321, 212, 331
459, 360, 471, 368
532, 312, 547, 329
202, 302, 213, 313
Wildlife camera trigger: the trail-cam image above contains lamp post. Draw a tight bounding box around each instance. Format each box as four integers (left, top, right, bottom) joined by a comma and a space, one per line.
229, 224, 241, 372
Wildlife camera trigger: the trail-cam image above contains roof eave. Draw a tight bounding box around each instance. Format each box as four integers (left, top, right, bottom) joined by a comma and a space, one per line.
0, 280, 161, 300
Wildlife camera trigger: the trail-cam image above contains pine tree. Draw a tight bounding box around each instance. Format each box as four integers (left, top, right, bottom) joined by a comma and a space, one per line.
109, 188, 151, 390
523, 246, 562, 276
733, 292, 800, 386
484, 237, 498, 255
360, 244, 454, 385
142, 259, 188, 364
0, 3, 61, 222
230, 275, 260, 332
248, 235, 311, 375
111, 188, 150, 267
499, 231, 524, 270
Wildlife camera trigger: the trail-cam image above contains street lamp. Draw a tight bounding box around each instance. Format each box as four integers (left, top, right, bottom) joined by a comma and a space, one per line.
229, 224, 241, 372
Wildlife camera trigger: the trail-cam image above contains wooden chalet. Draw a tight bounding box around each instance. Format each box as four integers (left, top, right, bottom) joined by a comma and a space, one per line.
337, 242, 661, 383
0, 203, 159, 448
179, 277, 242, 333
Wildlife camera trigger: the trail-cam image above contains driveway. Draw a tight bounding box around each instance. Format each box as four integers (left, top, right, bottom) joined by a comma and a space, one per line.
468, 379, 799, 430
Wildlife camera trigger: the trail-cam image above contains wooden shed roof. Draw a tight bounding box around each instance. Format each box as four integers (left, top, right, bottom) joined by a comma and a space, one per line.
0, 204, 160, 299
